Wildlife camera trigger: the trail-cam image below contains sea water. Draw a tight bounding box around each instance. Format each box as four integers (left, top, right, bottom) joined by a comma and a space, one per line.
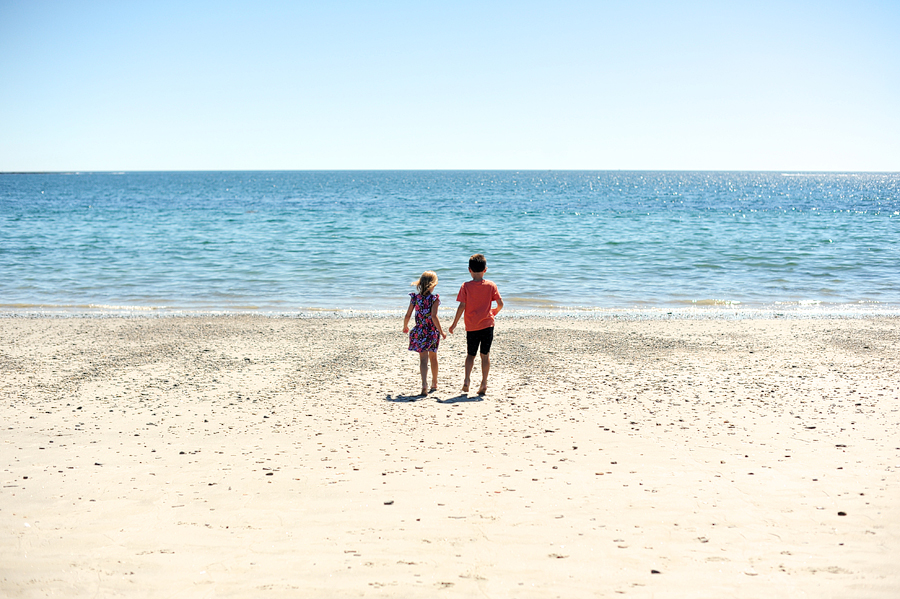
1, 171, 898, 315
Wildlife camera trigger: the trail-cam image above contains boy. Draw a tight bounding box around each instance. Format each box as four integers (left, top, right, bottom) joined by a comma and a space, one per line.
448, 253, 503, 395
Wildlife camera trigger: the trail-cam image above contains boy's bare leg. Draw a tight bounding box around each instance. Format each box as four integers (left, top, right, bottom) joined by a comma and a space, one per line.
477, 352, 490, 394
429, 351, 438, 390
419, 352, 429, 396
463, 354, 475, 392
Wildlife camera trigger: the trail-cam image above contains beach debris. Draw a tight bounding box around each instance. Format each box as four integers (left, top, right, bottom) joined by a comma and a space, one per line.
384, 500, 394, 505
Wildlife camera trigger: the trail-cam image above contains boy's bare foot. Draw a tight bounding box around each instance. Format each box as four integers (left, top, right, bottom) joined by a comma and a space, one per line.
462, 379, 470, 392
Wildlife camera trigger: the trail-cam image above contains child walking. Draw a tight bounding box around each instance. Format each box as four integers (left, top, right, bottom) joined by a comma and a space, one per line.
403, 271, 447, 396
448, 254, 503, 395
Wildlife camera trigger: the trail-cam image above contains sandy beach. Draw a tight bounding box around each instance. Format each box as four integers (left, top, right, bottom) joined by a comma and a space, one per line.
1, 315, 898, 598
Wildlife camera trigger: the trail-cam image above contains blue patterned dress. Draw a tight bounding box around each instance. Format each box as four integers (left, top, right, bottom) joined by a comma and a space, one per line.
408, 293, 440, 352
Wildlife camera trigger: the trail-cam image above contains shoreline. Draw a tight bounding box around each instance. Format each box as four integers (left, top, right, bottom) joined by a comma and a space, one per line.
3, 304, 900, 320
2, 316, 898, 597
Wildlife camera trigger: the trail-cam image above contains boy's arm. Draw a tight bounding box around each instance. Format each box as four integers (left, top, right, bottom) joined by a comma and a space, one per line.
491, 296, 504, 316
448, 302, 465, 334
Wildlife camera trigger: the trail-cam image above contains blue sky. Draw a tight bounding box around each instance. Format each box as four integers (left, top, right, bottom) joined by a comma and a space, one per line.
1, 1, 898, 171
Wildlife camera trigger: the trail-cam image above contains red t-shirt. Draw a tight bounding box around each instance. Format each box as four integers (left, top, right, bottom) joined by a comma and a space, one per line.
457, 279, 501, 331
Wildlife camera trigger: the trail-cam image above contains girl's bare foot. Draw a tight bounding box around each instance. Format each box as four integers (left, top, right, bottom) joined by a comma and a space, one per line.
429, 385, 437, 393
420, 387, 428, 396
462, 378, 470, 392
477, 383, 487, 395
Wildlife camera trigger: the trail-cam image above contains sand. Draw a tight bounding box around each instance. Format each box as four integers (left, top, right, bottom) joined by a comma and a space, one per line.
1, 315, 898, 598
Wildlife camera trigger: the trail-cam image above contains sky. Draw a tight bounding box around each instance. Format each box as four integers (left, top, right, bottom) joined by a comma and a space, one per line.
1, 1, 898, 172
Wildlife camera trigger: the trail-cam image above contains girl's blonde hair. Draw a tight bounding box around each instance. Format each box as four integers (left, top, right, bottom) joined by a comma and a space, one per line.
413, 271, 438, 296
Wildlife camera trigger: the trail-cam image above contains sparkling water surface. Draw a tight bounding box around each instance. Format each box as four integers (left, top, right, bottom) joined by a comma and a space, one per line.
1, 171, 898, 315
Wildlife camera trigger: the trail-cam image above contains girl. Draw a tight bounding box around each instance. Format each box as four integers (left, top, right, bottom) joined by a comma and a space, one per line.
403, 270, 447, 395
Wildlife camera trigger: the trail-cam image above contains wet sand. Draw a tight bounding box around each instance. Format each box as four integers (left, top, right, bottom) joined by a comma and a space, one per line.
2, 315, 898, 597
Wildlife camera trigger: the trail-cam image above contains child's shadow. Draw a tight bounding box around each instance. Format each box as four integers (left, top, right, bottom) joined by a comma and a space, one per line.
384, 394, 425, 403
436, 393, 484, 404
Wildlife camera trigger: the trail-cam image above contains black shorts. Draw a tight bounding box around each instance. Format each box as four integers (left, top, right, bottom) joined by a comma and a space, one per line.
466, 327, 494, 356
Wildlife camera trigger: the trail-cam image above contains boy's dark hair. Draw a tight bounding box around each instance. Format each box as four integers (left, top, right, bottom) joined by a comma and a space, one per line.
468, 253, 487, 273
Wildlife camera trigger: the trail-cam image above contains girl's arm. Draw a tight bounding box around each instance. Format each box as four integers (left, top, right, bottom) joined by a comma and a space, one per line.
430, 298, 446, 339
403, 301, 414, 333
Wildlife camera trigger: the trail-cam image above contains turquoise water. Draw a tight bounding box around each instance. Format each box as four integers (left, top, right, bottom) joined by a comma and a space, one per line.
1, 171, 898, 314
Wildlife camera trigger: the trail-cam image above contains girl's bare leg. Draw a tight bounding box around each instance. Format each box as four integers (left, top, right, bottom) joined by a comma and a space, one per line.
419, 352, 429, 395
429, 351, 438, 390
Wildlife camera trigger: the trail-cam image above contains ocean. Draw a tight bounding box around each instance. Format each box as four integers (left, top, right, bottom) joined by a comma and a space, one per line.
1, 170, 898, 316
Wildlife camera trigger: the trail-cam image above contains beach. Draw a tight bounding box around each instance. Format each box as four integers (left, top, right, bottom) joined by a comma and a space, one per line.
1, 315, 898, 598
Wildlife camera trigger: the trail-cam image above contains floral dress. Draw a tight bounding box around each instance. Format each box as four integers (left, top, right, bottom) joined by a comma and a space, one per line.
408, 293, 440, 353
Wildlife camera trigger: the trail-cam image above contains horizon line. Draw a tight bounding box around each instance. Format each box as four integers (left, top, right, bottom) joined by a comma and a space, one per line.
3, 168, 899, 175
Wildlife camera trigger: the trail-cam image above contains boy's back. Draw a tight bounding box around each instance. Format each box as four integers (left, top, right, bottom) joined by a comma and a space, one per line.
458, 279, 501, 332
